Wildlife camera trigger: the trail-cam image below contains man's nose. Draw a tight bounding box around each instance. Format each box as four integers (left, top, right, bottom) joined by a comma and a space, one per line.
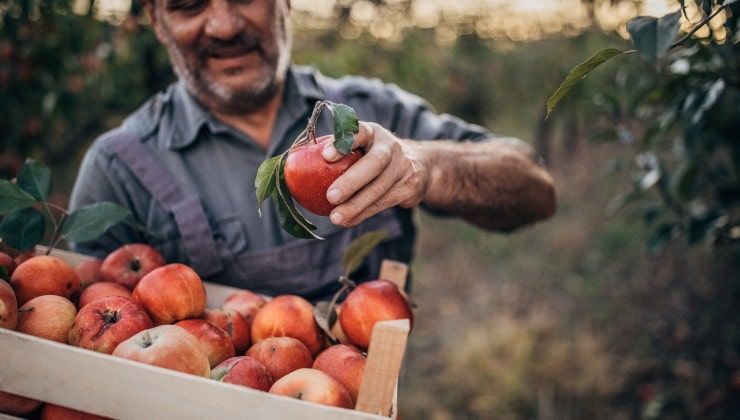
204, 1, 246, 40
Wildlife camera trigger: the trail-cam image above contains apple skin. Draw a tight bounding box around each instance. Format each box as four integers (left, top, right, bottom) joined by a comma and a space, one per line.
283, 135, 362, 216
17, 295, 77, 343
211, 356, 273, 392
112, 325, 210, 377
0, 252, 16, 278
251, 295, 323, 355
13, 251, 34, 267
202, 308, 250, 354
175, 319, 235, 368
99, 243, 165, 290
0, 391, 41, 416
0, 280, 18, 329
269, 368, 353, 409
245, 336, 313, 381
339, 280, 413, 350
10, 256, 80, 305
69, 296, 153, 354
313, 344, 366, 405
132, 263, 206, 325
75, 258, 103, 289
78, 282, 132, 308
222, 290, 266, 329
41, 403, 110, 420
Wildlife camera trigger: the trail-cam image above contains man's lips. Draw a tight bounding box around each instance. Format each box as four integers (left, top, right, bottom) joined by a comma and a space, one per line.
207, 45, 261, 59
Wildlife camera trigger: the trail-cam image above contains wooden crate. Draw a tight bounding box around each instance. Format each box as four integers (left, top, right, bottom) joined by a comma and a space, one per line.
0, 247, 410, 419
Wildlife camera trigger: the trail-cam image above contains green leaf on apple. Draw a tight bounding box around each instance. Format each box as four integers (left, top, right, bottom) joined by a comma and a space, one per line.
273, 157, 323, 240
0, 180, 38, 215
16, 158, 52, 201
61, 202, 132, 243
255, 155, 281, 216
313, 301, 339, 345
341, 230, 390, 275
330, 103, 360, 155
0, 266, 8, 282
0, 207, 45, 251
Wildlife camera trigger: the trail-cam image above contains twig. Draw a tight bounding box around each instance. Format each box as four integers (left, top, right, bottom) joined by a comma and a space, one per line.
669, 5, 727, 50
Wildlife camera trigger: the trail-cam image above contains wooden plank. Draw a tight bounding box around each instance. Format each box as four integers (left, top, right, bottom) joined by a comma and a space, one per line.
0, 329, 385, 420
35, 245, 95, 266
378, 260, 408, 290
354, 319, 410, 416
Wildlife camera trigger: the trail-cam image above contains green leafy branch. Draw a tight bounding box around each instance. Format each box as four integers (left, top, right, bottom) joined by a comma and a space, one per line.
0, 159, 135, 252
254, 101, 360, 240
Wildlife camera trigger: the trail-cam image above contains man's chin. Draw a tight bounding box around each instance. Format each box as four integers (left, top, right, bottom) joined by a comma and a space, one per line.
201, 76, 280, 113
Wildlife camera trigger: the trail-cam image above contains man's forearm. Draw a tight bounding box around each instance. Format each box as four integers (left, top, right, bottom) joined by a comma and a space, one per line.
407, 137, 556, 232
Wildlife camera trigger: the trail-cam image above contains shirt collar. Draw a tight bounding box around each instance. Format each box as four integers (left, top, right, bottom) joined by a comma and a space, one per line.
166, 66, 324, 151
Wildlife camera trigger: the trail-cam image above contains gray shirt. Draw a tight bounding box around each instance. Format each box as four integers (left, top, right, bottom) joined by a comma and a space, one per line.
69, 66, 492, 288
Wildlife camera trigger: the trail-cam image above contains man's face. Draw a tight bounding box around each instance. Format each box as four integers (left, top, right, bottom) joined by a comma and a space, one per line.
148, 0, 292, 113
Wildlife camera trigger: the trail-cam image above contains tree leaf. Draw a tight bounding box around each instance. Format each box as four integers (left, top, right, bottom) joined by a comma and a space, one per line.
16, 159, 52, 201
0, 207, 45, 251
627, 11, 681, 64
546, 48, 627, 118
341, 230, 389, 275
313, 301, 339, 345
0, 180, 38, 215
255, 155, 281, 214
331, 103, 359, 155
273, 157, 323, 240
61, 202, 132, 243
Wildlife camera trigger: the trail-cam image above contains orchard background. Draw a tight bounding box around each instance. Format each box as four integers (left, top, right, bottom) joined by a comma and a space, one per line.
1, 0, 738, 418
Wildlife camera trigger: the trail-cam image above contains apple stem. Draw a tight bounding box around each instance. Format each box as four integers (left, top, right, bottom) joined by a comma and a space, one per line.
306, 100, 328, 144
46, 213, 68, 255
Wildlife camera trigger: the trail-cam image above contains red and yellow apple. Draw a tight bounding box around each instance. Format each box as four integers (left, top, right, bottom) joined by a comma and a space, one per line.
313, 344, 366, 404
17, 295, 77, 343
269, 368, 353, 409
203, 308, 250, 354
99, 243, 165, 290
222, 290, 266, 328
245, 336, 313, 381
69, 296, 153, 354
41, 403, 110, 420
211, 356, 273, 392
75, 258, 103, 289
0, 391, 41, 417
10, 256, 80, 305
175, 319, 235, 368
251, 295, 323, 355
0, 280, 18, 329
132, 263, 206, 325
78, 282, 131, 308
0, 251, 16, 278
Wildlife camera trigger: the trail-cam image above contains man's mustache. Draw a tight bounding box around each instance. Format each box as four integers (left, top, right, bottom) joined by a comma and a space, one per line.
200, 35, 263, 58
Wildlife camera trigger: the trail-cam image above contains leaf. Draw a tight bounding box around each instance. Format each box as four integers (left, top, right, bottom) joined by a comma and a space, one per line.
313, 301, 339, 345
647, 223, 677, 256
546, 48, 627, 118
331, 103, 359, 155
0, 207, 45, 251
0, 266, 7, 282
273, 157, 323, 240
61, 202, 132, 243
0, 180, 37, 215
254, 155, 281, 214
16, 159, 52, 201
627, 11, 681, 63
341, 230, 389, 275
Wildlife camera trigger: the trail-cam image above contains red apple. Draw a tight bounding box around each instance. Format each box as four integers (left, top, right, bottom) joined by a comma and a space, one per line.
13, 250, 34, 266
78, 282, 131, 308
339, 280, 413, 349
202, 308, 250, 354
132, 263, 206, 325
0, 280, 18, 329
69, 296, 153, 354
17, 295, 77, 343
10, 256, 80, 305
245, 336, 313, 381
41, 403, 110, 420
269, 368, 352, 409
75, 258, 103, 289
222, 290, 266, 328
211, 356, 273, 392
283, 135, 362, 216
99, 243, 165, 290
0, 391, 41, 416
112, 325, 210, 377
313, 344, 366, 404
175, 319, 235, 368
0, 251, 16, 279
251, 295, 323, 355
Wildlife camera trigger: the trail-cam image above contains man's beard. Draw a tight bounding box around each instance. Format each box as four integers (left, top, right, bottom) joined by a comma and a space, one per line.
158, 2, 292, 113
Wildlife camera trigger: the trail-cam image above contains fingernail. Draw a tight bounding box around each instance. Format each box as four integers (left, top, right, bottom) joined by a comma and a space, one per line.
327, 188, 341, 204
323, 146, 338, 160
330, 211, 343, 225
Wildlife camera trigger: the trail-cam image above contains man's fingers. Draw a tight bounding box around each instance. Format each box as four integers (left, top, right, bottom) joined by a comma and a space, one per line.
322, 122, 374, 162
326, 141, 393, 206
329, 167, 402, 225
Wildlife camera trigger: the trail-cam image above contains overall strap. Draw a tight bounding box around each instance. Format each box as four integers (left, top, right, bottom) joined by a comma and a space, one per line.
104, 129, 225, 277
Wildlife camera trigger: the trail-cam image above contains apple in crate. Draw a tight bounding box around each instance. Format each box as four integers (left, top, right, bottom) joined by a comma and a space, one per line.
41, 403, 110, 420
0, 280, 18, 329
69, 296, 153, 354
113, 325, 210, 377
176, 319, 235, 368
313, 344, 366, 405
251, 295, 323, 355
17, 295, 77, 343
202, 308, 250, 354
78, 282, 131, 308
10, 256, 80, 305
269, 368, 352, 409
246, 336, 313, 381
0, 252, 16, 278
0, 391, 41, 417
100, 243, 165, 289
75, 258, 103, 289
133, 263, 206, 325
211, 356, 273, 392
222, 290, 266, 328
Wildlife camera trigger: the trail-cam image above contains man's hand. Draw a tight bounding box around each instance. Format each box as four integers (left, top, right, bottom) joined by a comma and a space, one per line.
321, 122, 429, 227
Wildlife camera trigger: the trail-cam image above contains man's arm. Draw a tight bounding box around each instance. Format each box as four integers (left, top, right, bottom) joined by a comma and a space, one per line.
321, 122, 556, 231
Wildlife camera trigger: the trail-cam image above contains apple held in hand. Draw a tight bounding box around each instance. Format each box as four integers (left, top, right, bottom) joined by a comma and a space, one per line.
251, 295, 323, 355
100, 244, 165, 290
176, 319, 235, 368
0, 280, 18, 329
246, 336, 313, 381
132, 263, 206, 325
17, 295, 77, 343
69, 296, 153, 354
269, 368, 353, 409
211, 356, 273, 392
284, 135, 362, 216
10, 256, 80, 305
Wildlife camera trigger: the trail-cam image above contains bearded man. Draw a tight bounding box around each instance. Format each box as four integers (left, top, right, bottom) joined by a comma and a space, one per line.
69, 0, 556, 300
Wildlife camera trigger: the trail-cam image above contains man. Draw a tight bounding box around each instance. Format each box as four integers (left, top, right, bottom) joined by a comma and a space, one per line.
69, 0, 555, 301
